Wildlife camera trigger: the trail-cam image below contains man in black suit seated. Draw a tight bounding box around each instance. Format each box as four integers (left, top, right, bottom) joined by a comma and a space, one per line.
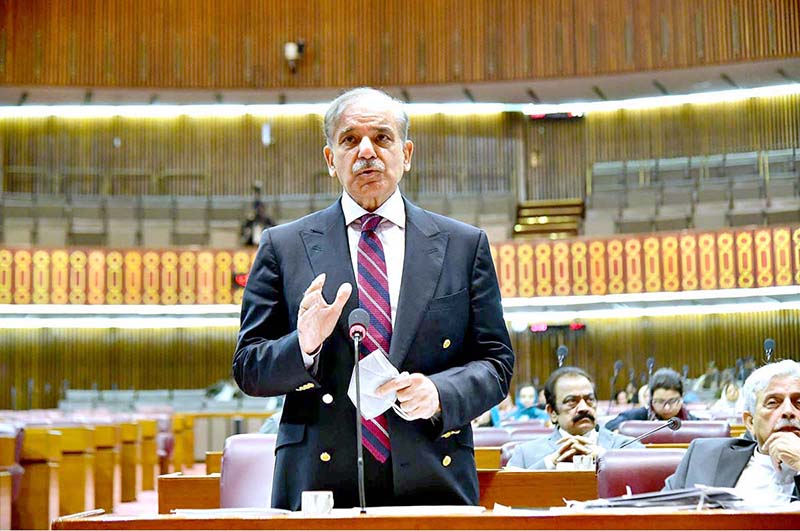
664, 359, 800, 503
605, 367, 698, 432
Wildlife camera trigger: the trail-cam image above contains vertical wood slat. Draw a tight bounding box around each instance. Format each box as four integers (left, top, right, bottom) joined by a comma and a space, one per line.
2, 308, 799, 410
0, 0, 797, 89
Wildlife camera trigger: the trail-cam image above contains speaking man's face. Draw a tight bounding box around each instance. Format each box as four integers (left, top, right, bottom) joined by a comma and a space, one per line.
323, 95, 413, 212
743, 375, 800, 449
548, 375, 597, 436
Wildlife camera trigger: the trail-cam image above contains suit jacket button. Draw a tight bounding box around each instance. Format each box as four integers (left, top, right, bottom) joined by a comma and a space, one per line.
442, 339, 451, 349
442, 455, 452, 467
320, 452, 331, 462
322, 394, 333, 404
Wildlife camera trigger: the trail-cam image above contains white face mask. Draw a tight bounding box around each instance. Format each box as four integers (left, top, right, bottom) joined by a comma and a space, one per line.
347, 349, 400, 420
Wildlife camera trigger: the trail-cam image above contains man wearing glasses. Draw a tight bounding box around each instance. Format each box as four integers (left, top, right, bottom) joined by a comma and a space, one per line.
605, 367, 698, 432
507, 367, 642, 470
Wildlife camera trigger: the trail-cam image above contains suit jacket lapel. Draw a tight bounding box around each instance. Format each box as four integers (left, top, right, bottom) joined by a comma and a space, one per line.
300, 200, 358, 342
714, 439, 756, 487
388, 199, 448, 369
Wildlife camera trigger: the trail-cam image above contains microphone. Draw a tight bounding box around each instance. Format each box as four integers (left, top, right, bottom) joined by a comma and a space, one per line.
556, 345, 568, 368
608, 360, 623, 413
619, 417, 682, 448
764, 338, 775, 364
347, 308, 370, 514
646, 357, 655, 378
348, 308, 369, 340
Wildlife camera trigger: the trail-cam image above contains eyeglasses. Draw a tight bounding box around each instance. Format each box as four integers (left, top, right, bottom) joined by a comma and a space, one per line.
652, 397, 682, 408
561, 394, 597, 410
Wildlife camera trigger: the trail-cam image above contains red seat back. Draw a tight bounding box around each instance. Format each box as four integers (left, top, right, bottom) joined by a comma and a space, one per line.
597, 448, 686, 497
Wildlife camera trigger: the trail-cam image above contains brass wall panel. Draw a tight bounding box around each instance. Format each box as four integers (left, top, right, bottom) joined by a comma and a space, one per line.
510, 309, 800, 399
1, 310, 798, 410
0, 0, 797, 89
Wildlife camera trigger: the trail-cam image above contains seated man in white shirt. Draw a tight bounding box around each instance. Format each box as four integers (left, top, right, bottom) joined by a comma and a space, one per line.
507, 366, 642, 470
664, 359, 800, 504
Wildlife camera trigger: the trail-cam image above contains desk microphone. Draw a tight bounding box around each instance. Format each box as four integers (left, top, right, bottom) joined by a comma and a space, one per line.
347, 308, 370, 514
608, 360, 623, 414
764, 338, 775, 364
556, 345, 568, 368
619, 417, 681, 448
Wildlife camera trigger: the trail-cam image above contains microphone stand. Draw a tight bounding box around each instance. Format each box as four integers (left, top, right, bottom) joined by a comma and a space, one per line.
351, 333, 367, 514
619, 418, 680, 448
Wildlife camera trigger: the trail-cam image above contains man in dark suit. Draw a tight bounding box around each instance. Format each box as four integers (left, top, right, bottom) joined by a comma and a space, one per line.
233, 87, 514, 510
664, 360, 800, 503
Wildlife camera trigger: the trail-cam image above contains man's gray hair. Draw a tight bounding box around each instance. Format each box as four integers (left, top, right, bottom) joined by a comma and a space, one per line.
323, 87, 409, 147
742, 359, 800, 414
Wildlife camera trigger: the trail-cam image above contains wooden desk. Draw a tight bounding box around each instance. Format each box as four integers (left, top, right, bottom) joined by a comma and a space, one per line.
478, 470, 596, 508
155, 470, 597, 514
474, 447, 501, 468
52, 509, 800, 530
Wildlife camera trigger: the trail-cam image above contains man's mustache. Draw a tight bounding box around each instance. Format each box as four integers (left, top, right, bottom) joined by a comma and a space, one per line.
774, 418, 800, 431
573, 412, 595, 424
352, 158, 385, 174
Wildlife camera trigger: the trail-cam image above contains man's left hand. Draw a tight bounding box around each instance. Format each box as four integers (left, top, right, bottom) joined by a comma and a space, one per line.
763, 431, 800, 472
376, 372, 440, 420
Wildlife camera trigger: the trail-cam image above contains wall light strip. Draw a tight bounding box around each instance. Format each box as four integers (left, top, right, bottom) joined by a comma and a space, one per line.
505, 300, 800, 327
0, 316, 240, 329
521, 83, 800, 115
0, 83, 796, 119
0, 304, 241, 315
502, 285, 800, 309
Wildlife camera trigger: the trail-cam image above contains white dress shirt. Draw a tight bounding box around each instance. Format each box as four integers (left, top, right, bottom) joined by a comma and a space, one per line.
734, 446, 798, 504
302, 189, 406, 367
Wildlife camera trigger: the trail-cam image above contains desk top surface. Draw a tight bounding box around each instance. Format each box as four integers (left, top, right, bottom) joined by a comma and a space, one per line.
53, 508, 800, 530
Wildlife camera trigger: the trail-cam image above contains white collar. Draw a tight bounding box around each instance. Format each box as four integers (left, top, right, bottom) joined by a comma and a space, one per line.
558, 426, 599, 443
341, 188, 406, 229
752, 445, 798, 480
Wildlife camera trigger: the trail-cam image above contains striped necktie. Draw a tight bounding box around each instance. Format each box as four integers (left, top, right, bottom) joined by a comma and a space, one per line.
356, 213, 392, 463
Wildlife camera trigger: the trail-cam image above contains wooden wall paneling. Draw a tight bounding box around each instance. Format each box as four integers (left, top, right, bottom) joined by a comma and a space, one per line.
510, 309, 800, 399
2, 0, 797, 88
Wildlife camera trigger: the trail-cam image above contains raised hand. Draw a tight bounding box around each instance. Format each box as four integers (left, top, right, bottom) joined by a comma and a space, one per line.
297, 273, 352, 354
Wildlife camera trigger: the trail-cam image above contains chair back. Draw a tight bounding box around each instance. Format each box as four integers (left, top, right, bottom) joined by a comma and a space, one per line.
499, 440, 527, 467
617, 420, 729, 444
596, 448, 686, 497
499, 419, 545, 428
507, 426, 553, 440
220, 433, 277, 508
472, 427, 510, 447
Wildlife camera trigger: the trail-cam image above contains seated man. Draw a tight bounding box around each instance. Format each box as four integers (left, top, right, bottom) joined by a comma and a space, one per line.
664, 359, 800, 503
508, 367, 642, 470
605, 367, 698, 432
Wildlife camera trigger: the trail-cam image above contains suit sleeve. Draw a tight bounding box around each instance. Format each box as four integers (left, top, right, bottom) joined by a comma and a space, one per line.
232, 229, 317, 396
428, 231, 515, 434
662, 439, 696, 491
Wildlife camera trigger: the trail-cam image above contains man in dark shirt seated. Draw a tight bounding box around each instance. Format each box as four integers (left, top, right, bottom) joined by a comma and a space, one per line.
663, 359, 800, 504
605, 367, 697, 432
508, 367, 642, 469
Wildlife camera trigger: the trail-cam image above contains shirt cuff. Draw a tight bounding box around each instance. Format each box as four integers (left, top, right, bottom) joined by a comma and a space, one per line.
301, 344, 322, 370
544, 453, 557, 470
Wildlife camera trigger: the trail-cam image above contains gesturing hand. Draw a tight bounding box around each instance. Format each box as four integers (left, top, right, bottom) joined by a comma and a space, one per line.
376, 372, 441, 420
297, 273, 352, 354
